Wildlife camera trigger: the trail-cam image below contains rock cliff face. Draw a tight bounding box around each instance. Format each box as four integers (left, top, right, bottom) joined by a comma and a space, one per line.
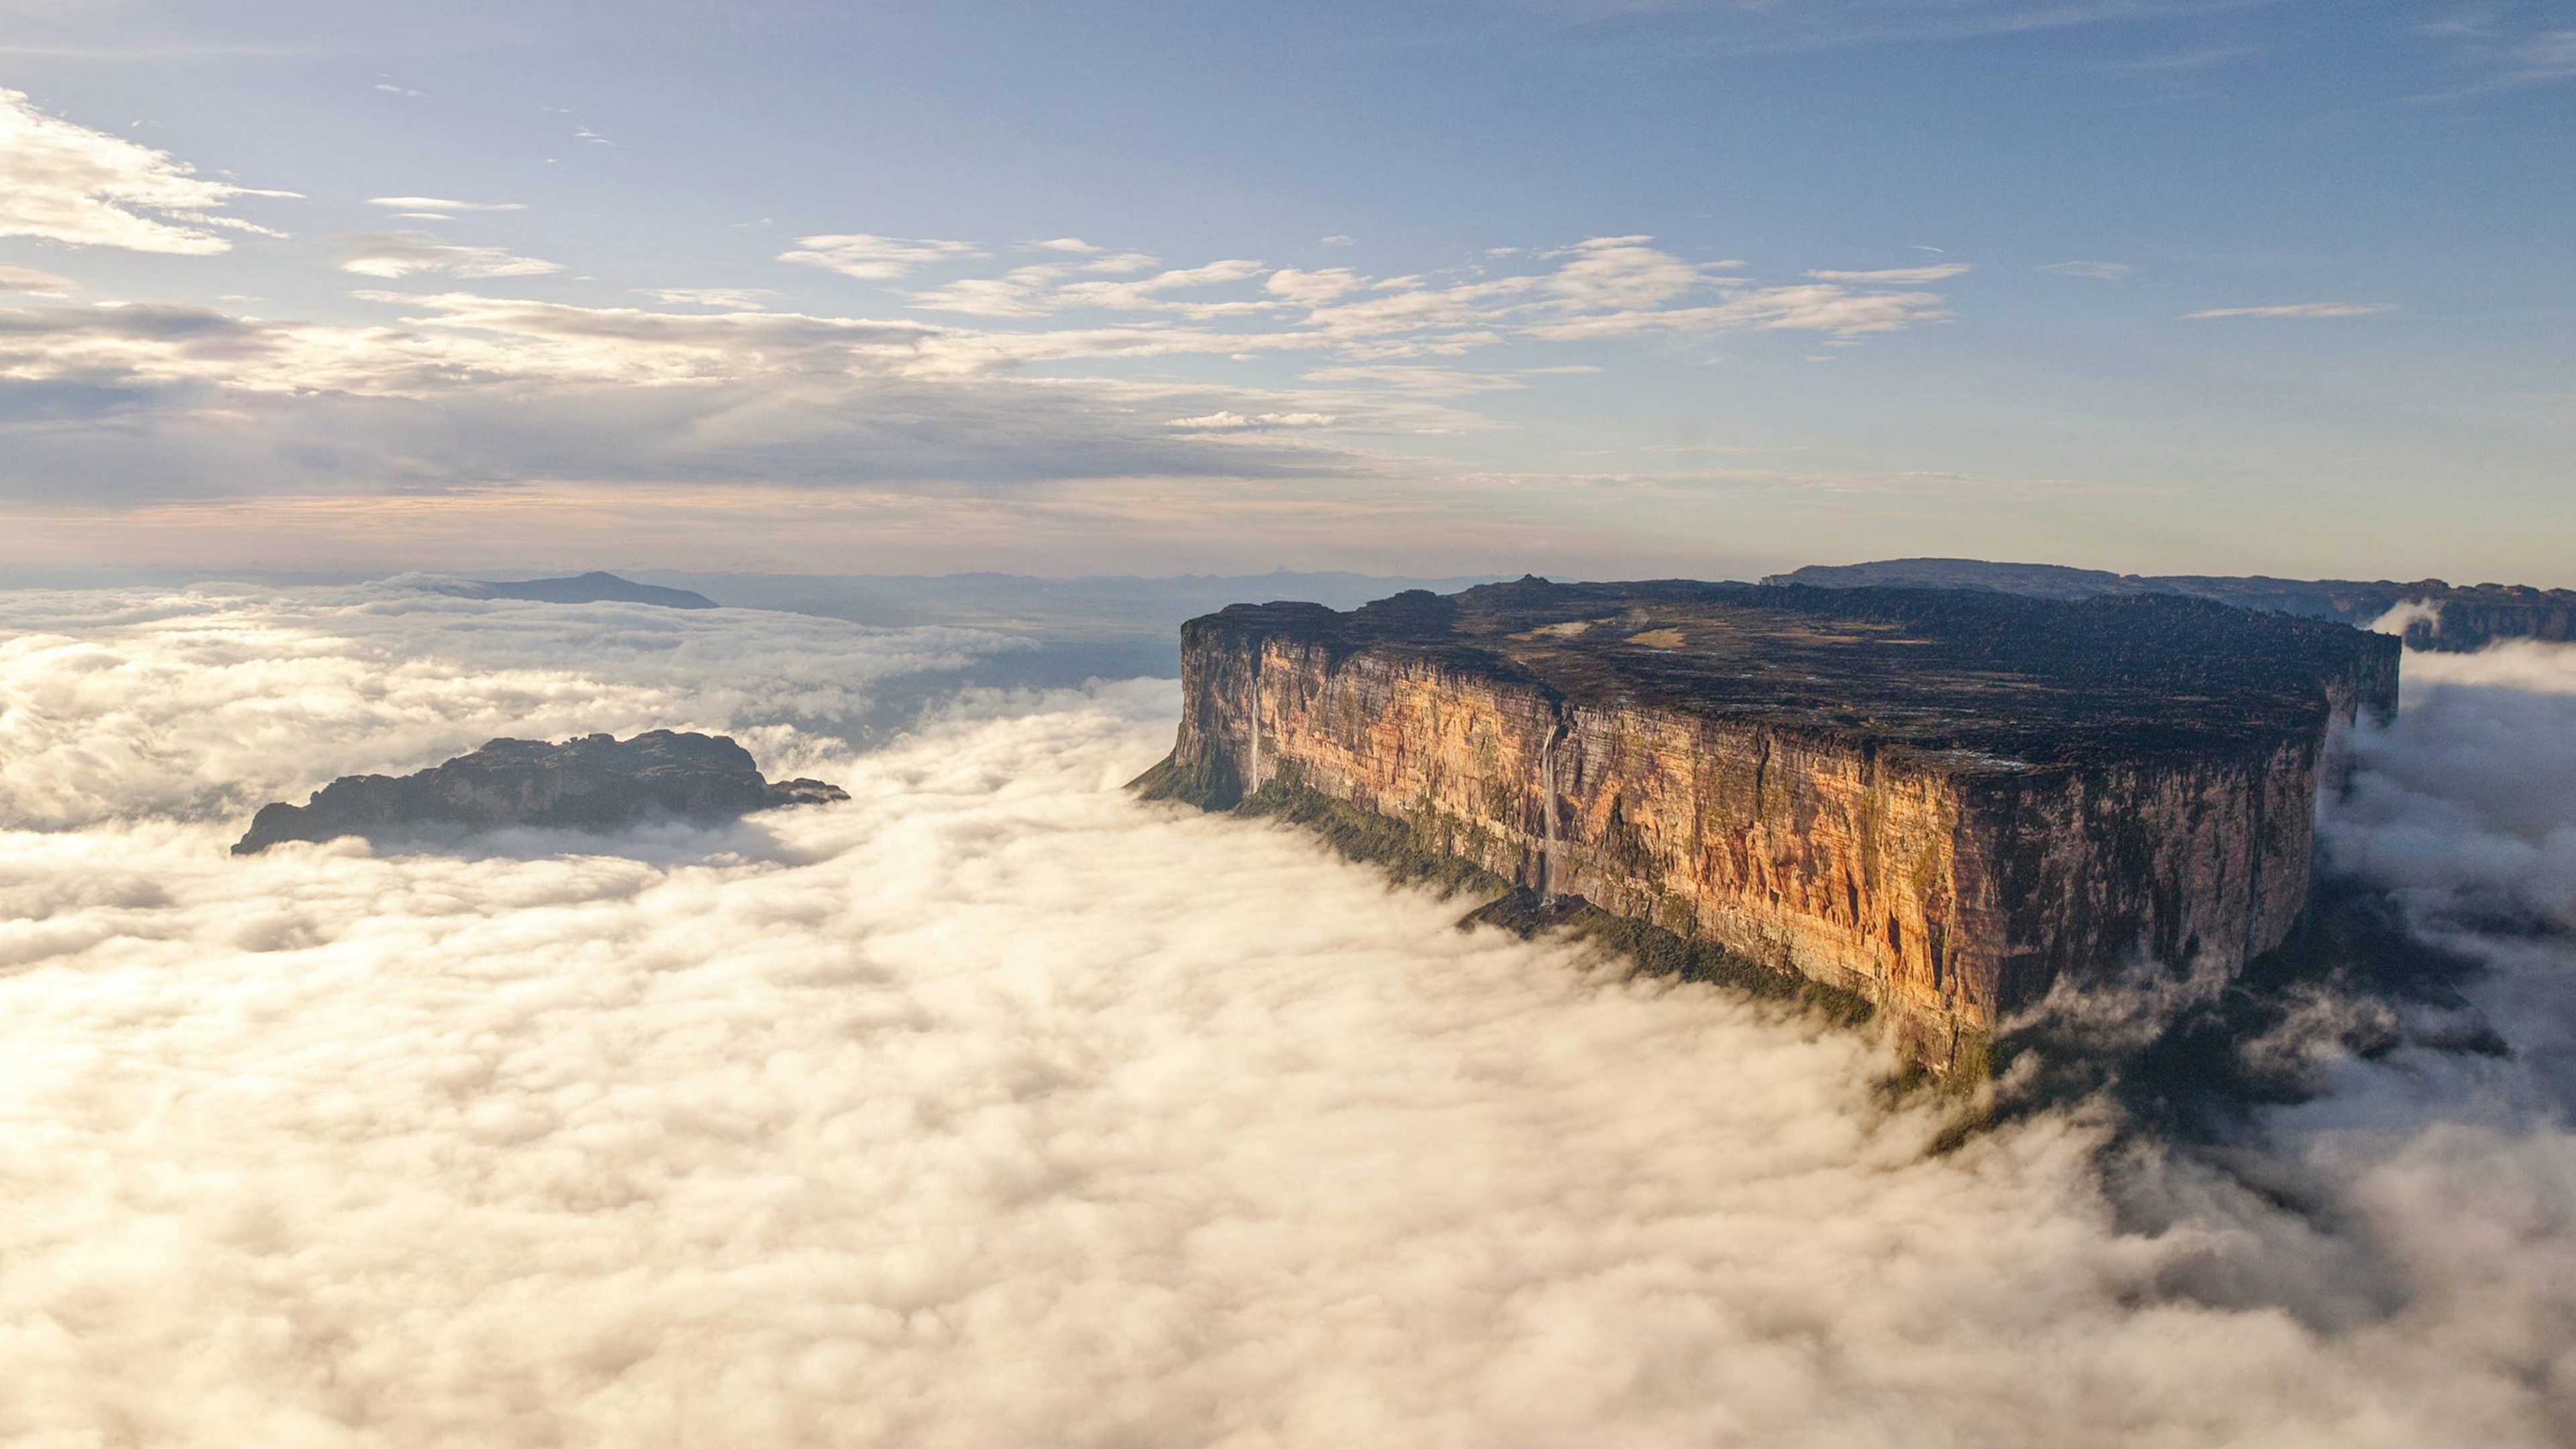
1765, 557, 2575, 653
234, 730, 845, 854
1136, 580, 2400, 1074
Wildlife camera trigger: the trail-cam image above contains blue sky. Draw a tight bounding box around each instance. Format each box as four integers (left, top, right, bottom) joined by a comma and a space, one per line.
1, 0, 2569, 582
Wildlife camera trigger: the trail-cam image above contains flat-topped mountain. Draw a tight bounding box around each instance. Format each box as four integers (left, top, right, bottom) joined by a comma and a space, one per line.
1136, 578, 2400, 1075
234, 731, 844, 854
1764, 557, 2574, 653
465, 572, 718, 609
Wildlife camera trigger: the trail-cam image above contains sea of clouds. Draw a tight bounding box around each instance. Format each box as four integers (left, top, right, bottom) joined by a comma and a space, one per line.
0, 584, 2569, 1447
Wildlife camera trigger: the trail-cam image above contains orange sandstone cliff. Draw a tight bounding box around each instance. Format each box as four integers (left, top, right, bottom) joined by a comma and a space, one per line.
1134, 579, 2400, 1075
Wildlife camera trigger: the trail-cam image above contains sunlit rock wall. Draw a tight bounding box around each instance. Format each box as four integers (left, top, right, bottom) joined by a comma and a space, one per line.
1144, 613, 2378, 1074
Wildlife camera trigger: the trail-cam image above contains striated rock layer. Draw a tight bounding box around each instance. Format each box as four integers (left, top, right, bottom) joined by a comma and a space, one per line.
1135, 579, 2401, 1074
234, 730, 845, 854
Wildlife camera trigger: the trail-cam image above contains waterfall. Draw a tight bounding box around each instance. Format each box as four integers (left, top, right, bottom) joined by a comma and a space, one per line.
1539, 717, 1568, 900
1244, 651, 1263, 794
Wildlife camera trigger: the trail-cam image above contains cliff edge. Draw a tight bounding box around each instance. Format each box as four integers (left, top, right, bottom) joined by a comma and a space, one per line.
1134, 578, 2401, 1075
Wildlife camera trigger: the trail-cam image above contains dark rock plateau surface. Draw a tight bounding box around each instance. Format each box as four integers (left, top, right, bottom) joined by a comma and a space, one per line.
234, 731, 844, 854
1765, 557, 2575, 653
1136, 578, 2401, 1075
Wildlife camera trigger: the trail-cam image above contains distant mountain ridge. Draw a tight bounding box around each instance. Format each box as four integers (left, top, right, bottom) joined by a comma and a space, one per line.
466, 571, 718, 609
1762, 558, 2576, 653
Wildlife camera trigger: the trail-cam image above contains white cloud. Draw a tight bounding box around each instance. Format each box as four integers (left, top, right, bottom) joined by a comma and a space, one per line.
636, 286, 781, 310
1540, 235, 1716, 310
0, 264, 73, 294
1265, 266, 1368, 306
1021, 236, 1101, 253
2042, 260, 2134, 280
1165, 409, 1338, 431
1521, 281, 1952, 340
0, 592, 2567, 1445
779, 233, 984, 280
0, 294, 1472, 495
1051, 258, 1272, 314
334, 229, 564, 280
2182, 302, 2398, 320
1804, 263, 1972, 284
1081, 251, 1162, 274
366, 196, 527, 213
574, 124, 614, 145
372, 83, 427, 99
906, 264, 1073, 318
0, 228, 1972, 503
1302, 364, 1526, 397
0, 86, 297, 254
1318, 233, 1355, 246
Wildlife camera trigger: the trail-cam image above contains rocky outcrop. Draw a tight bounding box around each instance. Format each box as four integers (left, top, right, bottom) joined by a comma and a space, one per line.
1764, 557, 2576, 653
1136, 580, 2400, 1075
233, 731, 844, 853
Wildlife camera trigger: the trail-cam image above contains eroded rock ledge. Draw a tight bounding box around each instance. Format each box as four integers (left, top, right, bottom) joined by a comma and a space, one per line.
1134, 578, 2401, 1076
233, 730, 845, 854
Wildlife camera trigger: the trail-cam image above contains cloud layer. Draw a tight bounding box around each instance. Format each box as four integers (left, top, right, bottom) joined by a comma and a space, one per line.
0, 590, 2569, 1444
0, 81, 1971, 517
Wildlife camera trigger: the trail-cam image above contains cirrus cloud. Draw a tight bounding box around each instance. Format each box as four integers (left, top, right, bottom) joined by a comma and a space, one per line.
0, 86, 297, 254
2183, 302, 2398, 320
333, 229, 564, 280
778, 233, 985, 280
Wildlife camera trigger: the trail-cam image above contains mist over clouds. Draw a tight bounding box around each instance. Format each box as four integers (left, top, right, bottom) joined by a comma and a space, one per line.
0, 592, 2571, 1445
0, 582, 1014, 827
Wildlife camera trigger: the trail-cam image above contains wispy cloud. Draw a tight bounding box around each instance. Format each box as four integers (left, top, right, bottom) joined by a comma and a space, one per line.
1805, 263, 1972, 284
637, 287, 782, 310
2106, 45, 2263, 71
1670, 1, 2271, 58
333, 230, 563, 280
1266, 268, 1368, 305
0, 264, 74, 295
1302, 365, 1527, 397
366, 196, 527, 213
779, 233, 984, 280
1166, 410, 1338, 431
0, 86, 297, 254
2409, 16, 2576, 99
2042, 260, 2133, 280
372, 82, 427, 99
2182, 302, 2397, 319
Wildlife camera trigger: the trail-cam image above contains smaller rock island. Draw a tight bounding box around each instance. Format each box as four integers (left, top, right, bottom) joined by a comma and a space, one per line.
233, 731, 845, 854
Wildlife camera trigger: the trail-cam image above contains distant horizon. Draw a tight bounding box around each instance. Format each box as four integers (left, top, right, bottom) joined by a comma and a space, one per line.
7, 555, 2571, 593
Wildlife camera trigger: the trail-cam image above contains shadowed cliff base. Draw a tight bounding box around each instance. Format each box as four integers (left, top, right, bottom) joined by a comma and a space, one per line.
1175, 770, 2510, 1146
1962, 874, 2510, 1148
